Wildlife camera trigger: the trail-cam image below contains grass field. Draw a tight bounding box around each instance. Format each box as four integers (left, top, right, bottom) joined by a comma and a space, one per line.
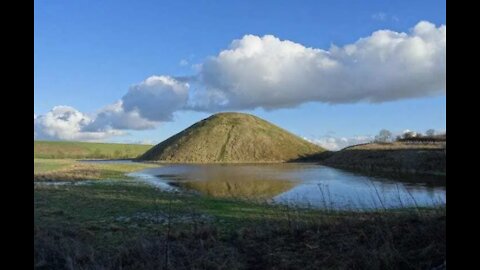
34, 180, 445, 269
34, 158, 156, 181
34, 140, 153, 159
33, 140, 446, 269
34, 158, 74, 173
34, 159, 446, 269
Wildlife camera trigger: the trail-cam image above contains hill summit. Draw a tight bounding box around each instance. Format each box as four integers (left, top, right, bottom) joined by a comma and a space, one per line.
139, 112, 325, 163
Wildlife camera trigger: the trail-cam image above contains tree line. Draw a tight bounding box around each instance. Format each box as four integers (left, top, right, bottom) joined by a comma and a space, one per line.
374, 129, 446, 143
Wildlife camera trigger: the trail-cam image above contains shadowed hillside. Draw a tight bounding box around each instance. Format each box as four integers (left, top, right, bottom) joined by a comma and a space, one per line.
301, 142, 446, 176
138, 112, 325, 163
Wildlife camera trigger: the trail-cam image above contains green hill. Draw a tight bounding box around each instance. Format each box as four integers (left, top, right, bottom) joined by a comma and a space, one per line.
34, 141, 153, 159
320, 141, 446, 176
139, 112, 325, 163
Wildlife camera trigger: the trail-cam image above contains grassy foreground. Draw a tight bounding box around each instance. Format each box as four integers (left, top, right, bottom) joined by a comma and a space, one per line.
34, 140, 153, 159
34, 160, 446, 269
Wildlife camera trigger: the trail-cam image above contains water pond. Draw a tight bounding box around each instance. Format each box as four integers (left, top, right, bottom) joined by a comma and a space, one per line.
124, 163, 445, 210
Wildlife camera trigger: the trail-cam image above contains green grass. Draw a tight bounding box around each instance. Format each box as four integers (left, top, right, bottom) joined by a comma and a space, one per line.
35, 181, 267, 226
34, 177, 444, 238
34, 158, 156, 181
34, 179, 445, 269
33, 151, 445, 269
34, 159, 75, 173
34, 179, 301, 257
34, 140, 153, 159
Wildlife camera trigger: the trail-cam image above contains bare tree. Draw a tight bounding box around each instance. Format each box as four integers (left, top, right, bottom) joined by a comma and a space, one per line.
426, 129, 435, 137
375, 129, 392, 143
403, 131, 416, 139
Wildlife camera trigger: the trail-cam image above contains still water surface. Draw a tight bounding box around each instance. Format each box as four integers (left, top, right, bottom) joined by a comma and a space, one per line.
124, 163, 445, 210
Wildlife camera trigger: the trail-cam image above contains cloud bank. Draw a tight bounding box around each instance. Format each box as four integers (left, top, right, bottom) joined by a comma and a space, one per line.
34, 106, 124, 141
305, 135, 373, 151
35, 21, 446, 141
191, 21, 445, 110
121, 75, 190, 122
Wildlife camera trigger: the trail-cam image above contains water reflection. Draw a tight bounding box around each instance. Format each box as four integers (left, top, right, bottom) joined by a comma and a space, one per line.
127, 163, 446, 210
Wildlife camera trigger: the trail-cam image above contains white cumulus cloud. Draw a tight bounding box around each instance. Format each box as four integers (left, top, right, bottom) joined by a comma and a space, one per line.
305, 135, 373, 151
122, 75, 189, 121
34, 106, 124, 141
83, 101, 157, 131
34, 76, 189, 141
35, 21, 445, 142
190, 21, 446, 111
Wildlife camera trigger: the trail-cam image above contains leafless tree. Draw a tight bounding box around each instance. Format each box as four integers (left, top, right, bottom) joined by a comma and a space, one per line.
374, 129, 392, 143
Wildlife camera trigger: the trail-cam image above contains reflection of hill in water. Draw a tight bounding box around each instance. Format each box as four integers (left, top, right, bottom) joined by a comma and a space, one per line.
153, 164, 302, 199
180, 178, 295, 199
136, 163, 444, 209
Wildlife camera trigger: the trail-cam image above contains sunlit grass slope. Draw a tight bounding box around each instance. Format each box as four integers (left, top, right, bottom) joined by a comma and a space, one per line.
139, 112, 325, 163
34, 140, 153, 159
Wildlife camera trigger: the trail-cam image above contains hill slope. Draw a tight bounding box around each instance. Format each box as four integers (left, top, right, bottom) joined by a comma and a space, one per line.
139, 112, 325, 163
34, 141, 153, 159
320, 142, 446, 176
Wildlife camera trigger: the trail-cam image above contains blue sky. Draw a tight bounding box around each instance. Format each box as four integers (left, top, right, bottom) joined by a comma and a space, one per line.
34, 0, 446, 149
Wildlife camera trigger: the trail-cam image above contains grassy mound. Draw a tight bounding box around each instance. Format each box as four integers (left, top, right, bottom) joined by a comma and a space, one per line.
139, 112, 324, 163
